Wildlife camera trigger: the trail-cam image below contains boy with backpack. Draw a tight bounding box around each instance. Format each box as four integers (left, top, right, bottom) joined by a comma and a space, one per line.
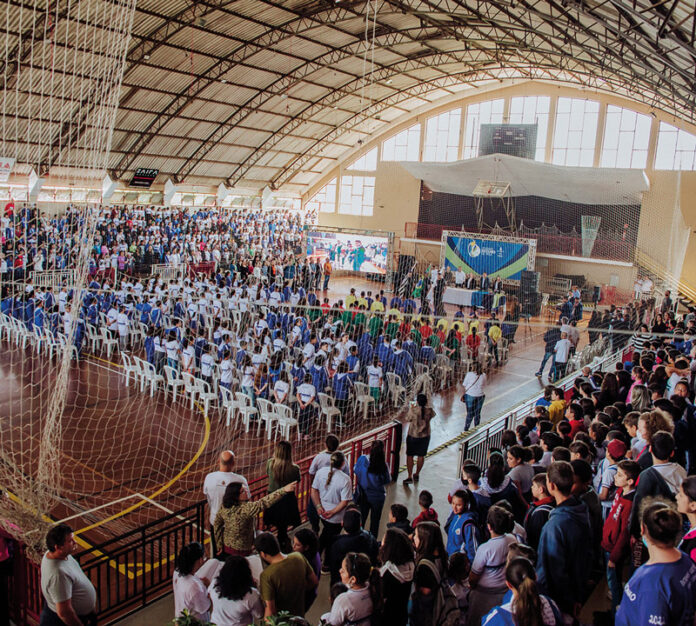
523, 473, 555, 551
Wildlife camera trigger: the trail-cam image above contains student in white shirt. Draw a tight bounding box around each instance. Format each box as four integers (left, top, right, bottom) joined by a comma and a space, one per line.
553, 332, 571, 380
200, 345, 216, 386
165, 331, 180, 370
172, 542, 211, 622
311, 451, 353, 553
296, 374, 318, 438
367, 356, 384, 404
116, 306, 129, 350
273, 371, 291, 404
181, 339, 196, 374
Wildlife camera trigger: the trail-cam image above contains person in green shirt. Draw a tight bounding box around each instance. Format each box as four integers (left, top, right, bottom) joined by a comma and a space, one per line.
256, 532, 318, 618
353, 307, 366, 330
385, 315, 399, 341
444, 328, 461, 364
368, 313, 383, 340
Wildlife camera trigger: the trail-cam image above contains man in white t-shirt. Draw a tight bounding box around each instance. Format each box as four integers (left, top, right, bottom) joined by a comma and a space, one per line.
455, 266, 466, 287
203, 450, 251, 555
553, 332, 571, 381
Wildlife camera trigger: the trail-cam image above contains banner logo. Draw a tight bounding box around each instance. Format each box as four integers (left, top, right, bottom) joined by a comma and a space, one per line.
0, 157, 15, 183
467, 240, 481, 258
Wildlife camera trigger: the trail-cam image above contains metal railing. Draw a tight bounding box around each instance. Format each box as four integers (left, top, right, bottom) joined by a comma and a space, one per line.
30, 269, 75, 288
10, 419, 401, 624
457, 345, 632, 471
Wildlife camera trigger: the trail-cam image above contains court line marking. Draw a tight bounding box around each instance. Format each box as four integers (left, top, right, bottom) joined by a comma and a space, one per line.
1, 348, 211, 579
74, 353, 211, 536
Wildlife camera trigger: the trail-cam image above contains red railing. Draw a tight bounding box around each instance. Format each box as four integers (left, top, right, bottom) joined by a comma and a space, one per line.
8, 419, 401, 624
186, 261, 217, 278
404, 222, 634, 262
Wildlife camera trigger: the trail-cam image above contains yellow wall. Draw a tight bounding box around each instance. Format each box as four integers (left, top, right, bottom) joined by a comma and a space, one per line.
317, 161, 420, 236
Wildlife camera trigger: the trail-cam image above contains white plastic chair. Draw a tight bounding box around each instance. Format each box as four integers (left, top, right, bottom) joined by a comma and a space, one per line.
181, 372, 200, 410
256, 398, 277, 439
234, 392, 258, 433
121, 352, 139, 387
100, 327, 118, 359
141, 360, 164, 396
385, 372, 406, 408
318, 392, 341, 431
353, 382, 375, 420
194, 378, 217, 416
164, 365, 185, 402
219, 386, 238, 427
273, 403, 299, 440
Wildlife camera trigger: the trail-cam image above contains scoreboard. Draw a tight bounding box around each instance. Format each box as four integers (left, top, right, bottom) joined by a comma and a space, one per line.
129, 168, 159, 188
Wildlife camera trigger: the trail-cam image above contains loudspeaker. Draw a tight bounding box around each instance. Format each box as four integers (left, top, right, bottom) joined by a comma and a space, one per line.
520, 270, 540, 296
593, 285, 601, 304
522, 292, 542, 317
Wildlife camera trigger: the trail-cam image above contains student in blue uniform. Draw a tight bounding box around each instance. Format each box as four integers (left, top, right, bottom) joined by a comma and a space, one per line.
615, 501, 696, 626
482, 557, 562, 625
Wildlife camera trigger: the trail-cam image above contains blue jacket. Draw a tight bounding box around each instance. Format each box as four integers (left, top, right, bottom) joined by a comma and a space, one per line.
536, 496, 591, 614
444, 511, 480, 561
354, 455, 391, 502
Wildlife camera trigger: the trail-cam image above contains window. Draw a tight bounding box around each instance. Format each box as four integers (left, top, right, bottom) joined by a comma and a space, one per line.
509, 96, 550, 161
600, 106, 651, 169
347, 147, 377, 171
551, 98, 599, 166
423, 109, 461, 162
654, 122, 696, 170
339, 175, 375, 216
305, 178, 337, 213
463, 99, 504, 159
382, 124, 421, 161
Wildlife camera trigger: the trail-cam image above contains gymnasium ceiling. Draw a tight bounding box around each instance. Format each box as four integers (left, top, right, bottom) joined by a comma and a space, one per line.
5, 0, 696, 193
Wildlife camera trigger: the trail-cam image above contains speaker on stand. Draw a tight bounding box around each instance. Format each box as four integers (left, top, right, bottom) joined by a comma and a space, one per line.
520, 270, 542, 317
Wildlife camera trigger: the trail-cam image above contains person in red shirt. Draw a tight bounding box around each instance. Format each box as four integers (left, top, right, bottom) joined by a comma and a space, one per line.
420, 320, 433, 341
465, 326, 481, 360
412, 490, 439, 528
565, 402, 586, 439
601, 459, 639, 616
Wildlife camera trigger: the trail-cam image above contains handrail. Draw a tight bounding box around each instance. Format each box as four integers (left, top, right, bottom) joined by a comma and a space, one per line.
457, 344, 632, 471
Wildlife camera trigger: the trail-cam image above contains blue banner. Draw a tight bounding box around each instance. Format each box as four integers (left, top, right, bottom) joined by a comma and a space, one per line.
443, 235, 531, 281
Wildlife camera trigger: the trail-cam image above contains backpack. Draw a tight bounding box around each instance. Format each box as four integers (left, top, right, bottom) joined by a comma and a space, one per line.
416, 560, 461, 626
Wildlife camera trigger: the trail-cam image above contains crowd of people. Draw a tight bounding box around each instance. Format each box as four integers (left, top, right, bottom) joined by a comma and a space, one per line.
1, 204, 533, 446
20, 202, 696, 625
162, 295, 695, 625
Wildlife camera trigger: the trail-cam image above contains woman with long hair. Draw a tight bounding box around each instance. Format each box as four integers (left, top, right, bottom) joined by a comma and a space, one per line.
293, 528, 321, 610
628, 384, 651, 413
264, 440, 301, 552
354, 440, 392, 537
404, 393, 436, 484
482, 452, 528, 523
379, 528, 415, 626
481, 557, 561, 626
462, 361, 486, 430
321, 552, 382, 626
209, 556, 264, 625
413, 521, 448, 578
616, 501, 696, 625
213, 480, 295, 557
596, 372, 619, 410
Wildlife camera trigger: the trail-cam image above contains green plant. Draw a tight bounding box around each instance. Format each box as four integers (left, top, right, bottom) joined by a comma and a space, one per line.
169, 609, 215, 626
264, 611, 309, 626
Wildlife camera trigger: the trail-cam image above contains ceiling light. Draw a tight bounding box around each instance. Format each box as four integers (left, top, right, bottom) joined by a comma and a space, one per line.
385, 79, 393, 85
143, 54, 150, 60
221, 79, 227, 83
